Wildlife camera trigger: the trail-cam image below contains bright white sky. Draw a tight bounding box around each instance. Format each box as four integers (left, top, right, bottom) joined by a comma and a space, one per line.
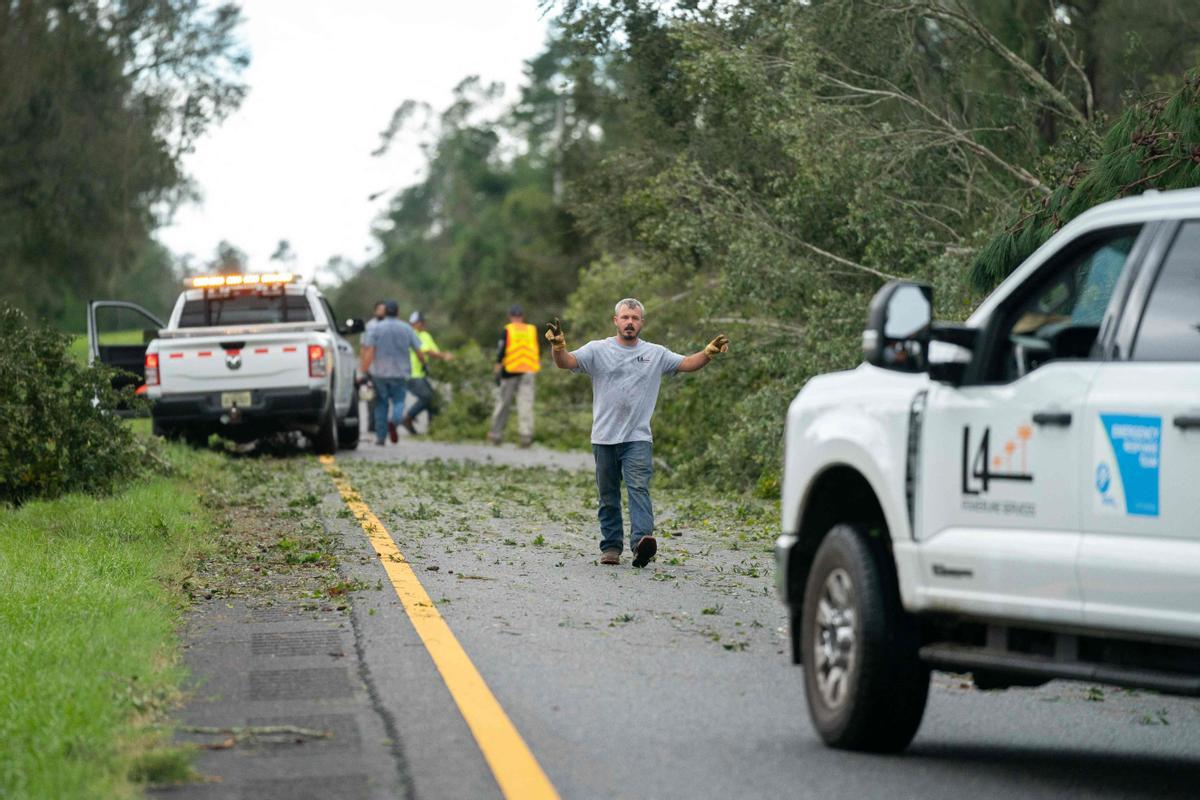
157, 0, 551, 281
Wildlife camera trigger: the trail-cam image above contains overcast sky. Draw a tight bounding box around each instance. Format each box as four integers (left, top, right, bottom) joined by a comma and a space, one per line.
157, 0, 551, 280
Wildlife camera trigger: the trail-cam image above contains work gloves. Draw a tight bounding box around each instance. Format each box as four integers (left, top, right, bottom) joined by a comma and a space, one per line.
545, 317, 567, 352
704, 334, 730, 357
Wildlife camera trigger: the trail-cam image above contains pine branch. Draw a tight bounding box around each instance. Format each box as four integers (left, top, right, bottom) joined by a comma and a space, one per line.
970, 72, 1200, 290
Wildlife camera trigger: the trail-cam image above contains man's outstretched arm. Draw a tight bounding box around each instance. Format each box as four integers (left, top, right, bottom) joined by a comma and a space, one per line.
546, 318, 578, 369
677, 334, 729, 373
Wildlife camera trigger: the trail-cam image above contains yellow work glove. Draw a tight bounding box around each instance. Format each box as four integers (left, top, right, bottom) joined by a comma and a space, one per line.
704, 334, 730, 357
545, 317, 567, 352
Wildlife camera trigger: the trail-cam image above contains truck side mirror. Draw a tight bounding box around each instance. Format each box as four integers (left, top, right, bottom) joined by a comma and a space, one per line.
340, 317, 364, 336
863, 281, 932, 373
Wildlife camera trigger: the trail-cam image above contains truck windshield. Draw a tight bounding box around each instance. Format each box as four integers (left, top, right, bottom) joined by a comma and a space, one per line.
178, 293, 315, 327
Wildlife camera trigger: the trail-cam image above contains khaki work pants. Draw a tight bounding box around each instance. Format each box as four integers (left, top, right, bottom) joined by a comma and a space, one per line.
489, 372, 536, 441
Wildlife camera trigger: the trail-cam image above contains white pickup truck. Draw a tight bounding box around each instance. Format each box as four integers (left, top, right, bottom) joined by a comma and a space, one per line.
775, 188, 1200, 752
88, 273, 362, 453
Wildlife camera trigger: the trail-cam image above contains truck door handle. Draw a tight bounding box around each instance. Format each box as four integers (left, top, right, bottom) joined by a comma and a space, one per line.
1032, 411, 1072, 427
1174, 415, 1200, 430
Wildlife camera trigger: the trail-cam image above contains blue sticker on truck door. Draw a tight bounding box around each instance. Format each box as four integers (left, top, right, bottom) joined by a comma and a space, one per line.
1093, 414, 1161, 517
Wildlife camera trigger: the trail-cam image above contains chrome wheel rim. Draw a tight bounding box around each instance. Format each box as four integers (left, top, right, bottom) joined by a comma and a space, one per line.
813, 567, 857, 710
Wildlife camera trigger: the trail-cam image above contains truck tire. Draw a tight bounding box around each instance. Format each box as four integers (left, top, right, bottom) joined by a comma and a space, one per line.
337, 387, 360, 450
800, 523, 929, 752
312, 399, 338, 455
183, 428, 209, 449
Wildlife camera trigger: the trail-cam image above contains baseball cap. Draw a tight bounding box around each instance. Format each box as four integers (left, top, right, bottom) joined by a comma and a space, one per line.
383, 300, 399, 316
508, 303, 524, 316
409, 310, 424, 324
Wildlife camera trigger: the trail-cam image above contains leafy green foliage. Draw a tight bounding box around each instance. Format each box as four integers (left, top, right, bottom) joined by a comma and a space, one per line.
0, 1, 248, 328
0, 304, 163, 506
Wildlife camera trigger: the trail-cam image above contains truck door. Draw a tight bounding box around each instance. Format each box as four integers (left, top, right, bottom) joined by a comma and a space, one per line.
320, 297, 356, 413
917, 226, 1146, 626
86, 300, 165, 393
1080, 219, 1200, 640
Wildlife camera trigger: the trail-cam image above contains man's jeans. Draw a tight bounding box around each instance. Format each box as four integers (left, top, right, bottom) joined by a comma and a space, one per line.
592, 441, 654, 554
372, 377, 408, 443
407, 376, 438, 420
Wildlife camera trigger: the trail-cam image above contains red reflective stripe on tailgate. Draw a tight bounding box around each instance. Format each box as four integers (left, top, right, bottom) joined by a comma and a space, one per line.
168, 353, 183, 359
283, 346, 297, 352
198, 351, 213, 357
254, 347, 268, 354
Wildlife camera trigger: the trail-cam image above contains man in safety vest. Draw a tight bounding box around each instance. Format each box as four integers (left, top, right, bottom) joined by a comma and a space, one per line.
488, 303, 540, 447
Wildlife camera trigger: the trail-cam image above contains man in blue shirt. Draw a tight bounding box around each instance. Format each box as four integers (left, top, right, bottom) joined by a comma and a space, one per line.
360, 301, 425, 445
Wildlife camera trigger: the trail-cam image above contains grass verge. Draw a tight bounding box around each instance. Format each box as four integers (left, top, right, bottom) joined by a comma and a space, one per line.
0, 441, 225, 800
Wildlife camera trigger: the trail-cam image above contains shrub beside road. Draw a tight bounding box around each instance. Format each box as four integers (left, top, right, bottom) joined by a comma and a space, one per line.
0, 304, 162, 506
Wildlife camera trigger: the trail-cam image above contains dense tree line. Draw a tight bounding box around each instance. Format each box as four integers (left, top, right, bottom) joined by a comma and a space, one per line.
0, 0, 247, 328
332, 0, 1200, 491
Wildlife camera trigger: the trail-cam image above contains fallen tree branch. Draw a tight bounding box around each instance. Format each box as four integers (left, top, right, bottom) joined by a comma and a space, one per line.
181, 724, 333, 747
820, 72, 1051, 196
693, 171, 902, 281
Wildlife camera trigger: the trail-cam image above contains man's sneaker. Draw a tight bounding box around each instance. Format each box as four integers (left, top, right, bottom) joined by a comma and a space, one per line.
600, 550, 620, 565
486, 432, 502, 446
632, 536, 657, 568
518, 436, 533, 449
388, 421, 399, 443
401, 415, 417, 435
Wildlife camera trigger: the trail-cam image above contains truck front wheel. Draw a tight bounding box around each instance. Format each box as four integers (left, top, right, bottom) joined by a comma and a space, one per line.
800, 523, 929, 752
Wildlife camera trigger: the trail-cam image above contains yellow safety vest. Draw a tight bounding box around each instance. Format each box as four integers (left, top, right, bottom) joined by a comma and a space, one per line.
410, 330, 437, 378
502, 322, 540, 373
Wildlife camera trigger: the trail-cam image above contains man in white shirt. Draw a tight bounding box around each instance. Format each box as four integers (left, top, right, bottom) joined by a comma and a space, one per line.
547, 298, 728, 567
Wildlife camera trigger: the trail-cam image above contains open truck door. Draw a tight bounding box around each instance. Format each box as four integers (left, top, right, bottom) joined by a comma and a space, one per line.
86, 300, 165, 398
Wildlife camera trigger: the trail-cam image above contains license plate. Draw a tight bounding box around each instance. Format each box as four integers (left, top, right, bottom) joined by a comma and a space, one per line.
220, 391, 252, 408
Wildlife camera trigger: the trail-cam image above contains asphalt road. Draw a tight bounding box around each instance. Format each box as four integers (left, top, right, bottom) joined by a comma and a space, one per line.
319, 439, 1200, 800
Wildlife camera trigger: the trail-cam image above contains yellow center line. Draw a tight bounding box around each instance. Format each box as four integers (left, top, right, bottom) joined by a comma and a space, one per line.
318, 455, 560, 800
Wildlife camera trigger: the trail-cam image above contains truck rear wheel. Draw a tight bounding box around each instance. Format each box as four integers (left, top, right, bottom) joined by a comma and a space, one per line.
800, 523, 929, 752
181, 429, 210, 448
312, 400, 338, 455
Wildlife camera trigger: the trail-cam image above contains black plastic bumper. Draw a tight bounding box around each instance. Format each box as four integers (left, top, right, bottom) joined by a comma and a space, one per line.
152, 387, 328, 431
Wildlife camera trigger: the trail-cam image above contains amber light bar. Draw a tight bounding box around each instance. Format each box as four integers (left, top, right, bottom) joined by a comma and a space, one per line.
188, 272, 296, 289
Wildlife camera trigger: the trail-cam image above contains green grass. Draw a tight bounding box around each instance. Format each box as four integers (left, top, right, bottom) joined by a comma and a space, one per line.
0, 442, 224, 799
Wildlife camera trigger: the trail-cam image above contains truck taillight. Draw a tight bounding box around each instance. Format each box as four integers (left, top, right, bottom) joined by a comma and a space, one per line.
144, 352, 160, 386
308, 344, 327, 378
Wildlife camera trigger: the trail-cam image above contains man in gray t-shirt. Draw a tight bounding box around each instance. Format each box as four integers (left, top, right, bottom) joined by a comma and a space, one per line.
548, 298, 729, 567
360, 301, 424, 445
